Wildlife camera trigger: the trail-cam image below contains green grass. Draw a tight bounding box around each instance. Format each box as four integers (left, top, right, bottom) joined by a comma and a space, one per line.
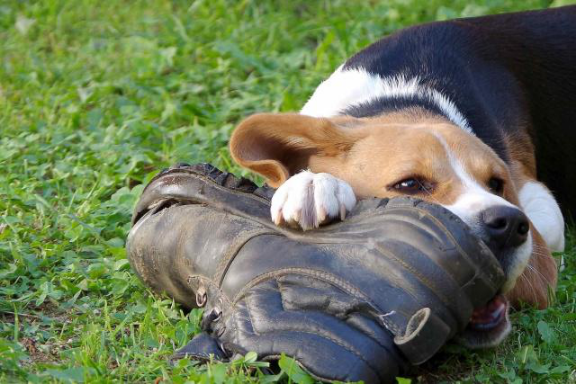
1, 0, 575, 383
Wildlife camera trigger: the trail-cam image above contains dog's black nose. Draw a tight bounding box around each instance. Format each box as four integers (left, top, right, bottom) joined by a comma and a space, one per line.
481, 206, 530, 249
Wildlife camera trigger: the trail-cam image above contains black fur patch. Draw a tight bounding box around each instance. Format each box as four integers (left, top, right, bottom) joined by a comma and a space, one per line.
343, 95, 446, 121
337, 6, 576, 214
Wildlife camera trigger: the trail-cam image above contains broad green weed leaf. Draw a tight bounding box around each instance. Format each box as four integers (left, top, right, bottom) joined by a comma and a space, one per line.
278, 353, 314, 384
537, 320, 556, 343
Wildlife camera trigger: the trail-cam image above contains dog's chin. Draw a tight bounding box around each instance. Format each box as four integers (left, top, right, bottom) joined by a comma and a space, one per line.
458, 294, 511, 349
458, 242, 531, 349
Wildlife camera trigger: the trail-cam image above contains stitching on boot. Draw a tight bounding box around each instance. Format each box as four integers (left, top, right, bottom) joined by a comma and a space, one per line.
233, 267, 408, 336
242, 290, 383, 378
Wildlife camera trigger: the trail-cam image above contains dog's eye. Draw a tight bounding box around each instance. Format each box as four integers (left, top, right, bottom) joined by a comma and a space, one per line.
488, 177, 504, 195
391, 178, 431, 194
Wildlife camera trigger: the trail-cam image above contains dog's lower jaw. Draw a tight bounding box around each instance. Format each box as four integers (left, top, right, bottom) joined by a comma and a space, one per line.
458, 232, 534, 348
453, 246, 522, 350
458, 308, 512, 349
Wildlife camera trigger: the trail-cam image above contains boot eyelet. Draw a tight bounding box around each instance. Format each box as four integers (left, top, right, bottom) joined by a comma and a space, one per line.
196, 287, 207, 307
213, 307, 222, 322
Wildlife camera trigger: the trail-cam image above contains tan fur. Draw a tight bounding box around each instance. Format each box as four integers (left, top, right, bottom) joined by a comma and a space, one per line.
230, 113, 363, 187
230, 111, 557, 309
506, 172, 558, 309
507, 227, 557, 309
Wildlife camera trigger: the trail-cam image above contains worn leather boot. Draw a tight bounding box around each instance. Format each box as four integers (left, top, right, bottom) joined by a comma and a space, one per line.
127, 163, 505, 383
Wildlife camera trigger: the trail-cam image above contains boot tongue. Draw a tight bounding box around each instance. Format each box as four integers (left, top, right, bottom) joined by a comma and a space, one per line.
469, 295, 508, 331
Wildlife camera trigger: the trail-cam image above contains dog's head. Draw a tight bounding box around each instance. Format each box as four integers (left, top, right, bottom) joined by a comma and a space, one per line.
230, 111, 540, 348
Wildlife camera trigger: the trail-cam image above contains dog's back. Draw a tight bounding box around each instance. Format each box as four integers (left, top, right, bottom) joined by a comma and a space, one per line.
309, 6, 576, 215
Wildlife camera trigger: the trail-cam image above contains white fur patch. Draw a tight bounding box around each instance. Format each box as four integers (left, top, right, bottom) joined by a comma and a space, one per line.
270, 171, 356, 230
519, 181, 565, 253
300, 66, 473, 134
436, 135, 517, 224
435, 135, 532, 292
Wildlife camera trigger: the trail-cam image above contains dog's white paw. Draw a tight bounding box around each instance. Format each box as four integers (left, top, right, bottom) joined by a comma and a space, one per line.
270, 171, 356, 230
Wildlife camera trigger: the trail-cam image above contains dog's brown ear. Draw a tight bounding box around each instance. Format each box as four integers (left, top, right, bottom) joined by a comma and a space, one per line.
230, 113, 362, 187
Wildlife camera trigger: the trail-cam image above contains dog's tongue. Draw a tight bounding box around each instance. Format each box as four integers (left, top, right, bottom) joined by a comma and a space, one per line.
469, 295, 507, 330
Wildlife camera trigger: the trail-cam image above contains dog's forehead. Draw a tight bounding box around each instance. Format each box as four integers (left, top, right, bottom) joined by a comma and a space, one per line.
356, 119, 465, 156
350, 119, 507, 183
353, 123, 446, 161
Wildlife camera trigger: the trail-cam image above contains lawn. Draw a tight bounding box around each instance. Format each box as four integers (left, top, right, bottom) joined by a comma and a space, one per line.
1, 0, 575, 383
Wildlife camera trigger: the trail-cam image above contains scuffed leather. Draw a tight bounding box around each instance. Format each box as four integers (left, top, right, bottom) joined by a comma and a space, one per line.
127, 163, 505, 383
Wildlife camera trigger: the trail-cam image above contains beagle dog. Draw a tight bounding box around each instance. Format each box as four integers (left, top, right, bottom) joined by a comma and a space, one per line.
229, 6, 575, 348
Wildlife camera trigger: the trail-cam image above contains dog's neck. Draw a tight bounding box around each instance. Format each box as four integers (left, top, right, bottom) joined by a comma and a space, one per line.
301, 69, 473, 135
337, 106, 459, 132
340, 74, 473, 134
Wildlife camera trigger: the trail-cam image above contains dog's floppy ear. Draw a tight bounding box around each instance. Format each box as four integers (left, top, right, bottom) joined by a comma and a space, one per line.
230, 113, 362, 187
